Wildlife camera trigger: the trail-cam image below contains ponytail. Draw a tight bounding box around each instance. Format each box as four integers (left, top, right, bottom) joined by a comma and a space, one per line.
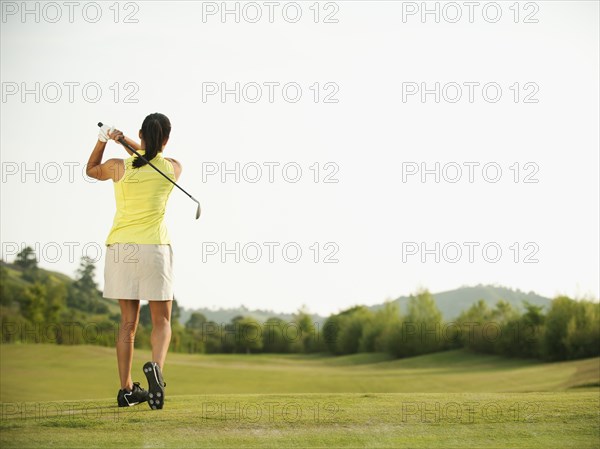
132, 113, 171, 168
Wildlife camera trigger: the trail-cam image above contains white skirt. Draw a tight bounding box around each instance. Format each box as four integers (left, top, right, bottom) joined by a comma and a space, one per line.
103, 243, 173, 301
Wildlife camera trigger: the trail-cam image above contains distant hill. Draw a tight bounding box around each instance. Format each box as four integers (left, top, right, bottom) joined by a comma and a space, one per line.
370, 284, 552, 319
179, 285, 552, 325
178, 305, 329, 327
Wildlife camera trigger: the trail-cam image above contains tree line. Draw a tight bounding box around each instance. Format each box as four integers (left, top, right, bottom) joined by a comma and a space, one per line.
1, 248, 598, 362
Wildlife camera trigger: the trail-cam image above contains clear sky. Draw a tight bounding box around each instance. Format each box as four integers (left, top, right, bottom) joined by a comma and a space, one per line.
1, 1, 598, 316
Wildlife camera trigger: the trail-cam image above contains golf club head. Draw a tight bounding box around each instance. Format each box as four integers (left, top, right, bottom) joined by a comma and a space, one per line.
190, 196, 201, 220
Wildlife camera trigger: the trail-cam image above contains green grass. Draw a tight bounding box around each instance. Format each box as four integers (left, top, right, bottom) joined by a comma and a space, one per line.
1, 345, 598, 402
1, 392, 598, 448
1, 345, 598, 448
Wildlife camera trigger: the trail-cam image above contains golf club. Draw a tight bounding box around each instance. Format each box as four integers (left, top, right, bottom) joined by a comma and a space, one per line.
98, 122, 201, 220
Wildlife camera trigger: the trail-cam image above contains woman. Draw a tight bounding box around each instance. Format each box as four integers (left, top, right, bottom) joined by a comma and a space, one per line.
86, 112, 182, 410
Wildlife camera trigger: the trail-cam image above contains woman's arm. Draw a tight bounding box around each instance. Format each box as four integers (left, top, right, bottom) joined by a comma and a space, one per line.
86, 138, 124, 181
109, 129, 142, 156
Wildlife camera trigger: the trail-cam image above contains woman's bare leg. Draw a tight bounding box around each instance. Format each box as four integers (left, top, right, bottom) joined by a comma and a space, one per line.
117, 299, 140, 390
149, 300, 172, 370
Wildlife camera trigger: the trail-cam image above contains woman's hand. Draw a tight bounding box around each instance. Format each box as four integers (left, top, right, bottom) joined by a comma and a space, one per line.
98, 125, 114, 142
115, 133, 142, 156
108, 128, 124, 142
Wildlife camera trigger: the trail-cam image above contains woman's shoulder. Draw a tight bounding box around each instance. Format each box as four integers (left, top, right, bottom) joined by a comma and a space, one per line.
164, 157, 182, 181
104, 158, 125, 182
164, 157, 182, 167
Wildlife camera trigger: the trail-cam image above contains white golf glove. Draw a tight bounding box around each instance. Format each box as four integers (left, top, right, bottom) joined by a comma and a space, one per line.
98, 124, 115, 142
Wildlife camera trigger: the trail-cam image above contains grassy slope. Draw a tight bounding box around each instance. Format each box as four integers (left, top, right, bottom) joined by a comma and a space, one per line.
1, 345, 598, 448
1, 262, 120, 315
1, 345, 598, 403
1, 262, 72, 286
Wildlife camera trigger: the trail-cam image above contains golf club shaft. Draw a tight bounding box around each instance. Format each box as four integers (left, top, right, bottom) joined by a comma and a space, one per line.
97, 122, 199, 204
118, 137, 197, 199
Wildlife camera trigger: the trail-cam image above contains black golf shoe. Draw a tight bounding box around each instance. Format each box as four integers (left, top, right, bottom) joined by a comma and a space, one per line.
117, 382, 149, 407
143, 361, 167, 410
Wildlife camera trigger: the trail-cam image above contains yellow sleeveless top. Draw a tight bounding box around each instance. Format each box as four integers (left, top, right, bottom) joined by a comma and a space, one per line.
105, 150, 175, 245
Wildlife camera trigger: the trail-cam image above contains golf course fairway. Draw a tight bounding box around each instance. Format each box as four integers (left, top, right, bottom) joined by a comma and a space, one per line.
1, 345, 598, 448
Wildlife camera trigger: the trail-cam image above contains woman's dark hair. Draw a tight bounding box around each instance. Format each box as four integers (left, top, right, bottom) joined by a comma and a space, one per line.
132, 113, 171, 168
